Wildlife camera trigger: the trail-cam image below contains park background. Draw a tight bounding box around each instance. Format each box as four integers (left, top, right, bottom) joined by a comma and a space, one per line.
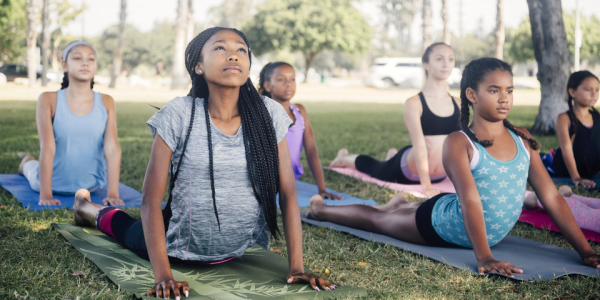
1, 0, 600, 299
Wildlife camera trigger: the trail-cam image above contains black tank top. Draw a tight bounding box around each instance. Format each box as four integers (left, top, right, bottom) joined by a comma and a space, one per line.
419, 92, 461, 136
554, 110, 600, 178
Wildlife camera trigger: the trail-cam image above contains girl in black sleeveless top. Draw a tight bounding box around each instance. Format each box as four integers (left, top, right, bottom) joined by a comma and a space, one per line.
330, 43, 460, 198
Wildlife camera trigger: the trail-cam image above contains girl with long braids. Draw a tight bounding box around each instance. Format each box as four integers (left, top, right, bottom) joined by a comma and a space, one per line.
17, 41, 123, 206
307, 58, 600, 276
258, 62, 342, 199
72, 28, 335, 298
330, 43, 460, 198
540, 71, 600, 188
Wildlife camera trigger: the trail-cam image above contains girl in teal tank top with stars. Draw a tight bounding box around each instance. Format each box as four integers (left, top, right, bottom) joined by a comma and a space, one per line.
307, 57, 600, 277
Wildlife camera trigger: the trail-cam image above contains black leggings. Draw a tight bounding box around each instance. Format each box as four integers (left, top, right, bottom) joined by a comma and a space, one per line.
102, 210, 151, 259
355, 146, 419, 184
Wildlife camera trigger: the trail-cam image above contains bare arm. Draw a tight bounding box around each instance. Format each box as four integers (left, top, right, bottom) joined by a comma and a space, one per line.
36, 92, 60, 205
101, 94, 123, 205
555, 113, 593, 187
404, 97, 434, 193
297, 104, 341, 200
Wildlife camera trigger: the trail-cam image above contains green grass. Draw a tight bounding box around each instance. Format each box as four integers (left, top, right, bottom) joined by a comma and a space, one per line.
1, 100, 599, 299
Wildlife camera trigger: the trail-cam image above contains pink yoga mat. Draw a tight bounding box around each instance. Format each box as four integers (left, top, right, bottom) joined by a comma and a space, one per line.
518, 210, 600, 243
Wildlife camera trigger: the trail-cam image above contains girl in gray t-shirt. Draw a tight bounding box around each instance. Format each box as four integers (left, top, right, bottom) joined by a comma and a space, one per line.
73, 27, 336, 298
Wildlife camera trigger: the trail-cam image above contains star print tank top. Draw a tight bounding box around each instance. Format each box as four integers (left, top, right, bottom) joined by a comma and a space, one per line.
430, 129, 531, 248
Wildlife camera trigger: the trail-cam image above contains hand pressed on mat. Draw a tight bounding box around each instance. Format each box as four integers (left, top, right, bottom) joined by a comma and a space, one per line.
318, 190, 343, 200
286, 272, 337, 291
477, 257, 523, 277
147, 278, 190, 299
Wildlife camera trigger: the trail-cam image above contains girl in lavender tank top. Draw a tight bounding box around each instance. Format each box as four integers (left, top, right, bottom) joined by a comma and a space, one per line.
258, 62, 342, 199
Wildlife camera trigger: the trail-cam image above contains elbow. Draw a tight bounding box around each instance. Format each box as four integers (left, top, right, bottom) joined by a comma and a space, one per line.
104, 143, 122, 159
40, 142, 56, 158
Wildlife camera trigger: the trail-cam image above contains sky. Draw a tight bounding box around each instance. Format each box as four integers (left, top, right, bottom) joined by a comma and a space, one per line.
62, 0, 599, 41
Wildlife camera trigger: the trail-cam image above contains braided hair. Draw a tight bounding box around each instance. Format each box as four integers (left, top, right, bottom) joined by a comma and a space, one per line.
60, 73, 94, 89
566, 70, 600, 137
257, 62, 293, 98
422, 42, 451, 77
459, 57, 540, 150
182, 27, 281, 237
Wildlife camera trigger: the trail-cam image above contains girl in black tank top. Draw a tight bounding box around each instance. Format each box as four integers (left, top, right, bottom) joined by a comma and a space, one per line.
418, 91, 461, 136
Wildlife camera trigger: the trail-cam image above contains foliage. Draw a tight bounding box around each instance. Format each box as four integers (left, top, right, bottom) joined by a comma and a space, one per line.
451, 33, 495, 68
378, 0, 418, 51
0, 0, 27, 63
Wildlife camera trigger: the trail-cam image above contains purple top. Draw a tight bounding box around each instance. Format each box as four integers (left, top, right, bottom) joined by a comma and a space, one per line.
286, 104, 305, 180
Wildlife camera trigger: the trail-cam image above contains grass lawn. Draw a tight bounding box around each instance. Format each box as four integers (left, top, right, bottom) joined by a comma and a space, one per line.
1, 100, 599, 299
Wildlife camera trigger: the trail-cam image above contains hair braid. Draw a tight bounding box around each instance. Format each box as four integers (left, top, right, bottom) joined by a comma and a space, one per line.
503, 119, 540, 150
60, 72, 95, 89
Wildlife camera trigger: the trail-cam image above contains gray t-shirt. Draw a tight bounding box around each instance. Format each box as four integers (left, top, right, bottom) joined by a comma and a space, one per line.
147, 95, 292, 261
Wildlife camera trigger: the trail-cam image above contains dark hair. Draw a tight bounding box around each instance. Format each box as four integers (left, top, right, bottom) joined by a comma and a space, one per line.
459, 57, 540, 150
182, 27, 281, 237
60, 72, 94, 89
257, 62, 293, 98
422, 42, 451, 77
566, 70, 599, 136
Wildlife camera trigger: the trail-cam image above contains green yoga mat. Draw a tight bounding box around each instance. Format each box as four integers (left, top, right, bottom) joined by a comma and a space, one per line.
52, 223, 366, 300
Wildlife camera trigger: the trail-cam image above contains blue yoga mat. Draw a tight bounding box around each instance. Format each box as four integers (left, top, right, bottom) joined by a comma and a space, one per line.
0, 174, 143, 211
551, 175, 600, 191
279, 181, 378, 208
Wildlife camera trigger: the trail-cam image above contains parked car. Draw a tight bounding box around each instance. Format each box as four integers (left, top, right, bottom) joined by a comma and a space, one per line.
0, 64, 42, 82
364, 57, 461, 89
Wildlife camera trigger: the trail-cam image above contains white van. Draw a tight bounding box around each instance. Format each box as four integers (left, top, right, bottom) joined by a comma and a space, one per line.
364, 57, 461, 89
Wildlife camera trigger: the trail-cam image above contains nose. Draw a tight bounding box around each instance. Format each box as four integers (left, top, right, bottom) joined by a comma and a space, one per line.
228, 56, 238, 62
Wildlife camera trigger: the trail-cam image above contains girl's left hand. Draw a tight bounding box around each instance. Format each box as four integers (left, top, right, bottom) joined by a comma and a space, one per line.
318, 191, 343, 200
583, 254, 600, 269
286, 272, 337, 291
103, 197, 124, 206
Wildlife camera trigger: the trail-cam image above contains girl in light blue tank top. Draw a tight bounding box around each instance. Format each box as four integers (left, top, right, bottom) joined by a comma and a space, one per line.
306, 57, 600, 277
17, 41, 123, 206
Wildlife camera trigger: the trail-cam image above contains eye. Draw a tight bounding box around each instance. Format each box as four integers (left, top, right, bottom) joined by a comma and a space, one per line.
215, 46, 225, 51
507, 90, 513, 94
490, 89, 498, 94
237, 48, 247, 54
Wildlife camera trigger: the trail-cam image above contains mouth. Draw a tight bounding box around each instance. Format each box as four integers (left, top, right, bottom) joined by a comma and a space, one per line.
497, 107, 510, 114
223, 65, 243, 73
80, 70, 90, 73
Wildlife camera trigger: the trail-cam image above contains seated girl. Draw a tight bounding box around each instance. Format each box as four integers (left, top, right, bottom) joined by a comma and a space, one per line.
18, 41, 123, 206
541, 71, 600, 188
330, 43, 459, 198
258, 62, 341, 199
72, 27, 335, 298
308, 58, 600, 276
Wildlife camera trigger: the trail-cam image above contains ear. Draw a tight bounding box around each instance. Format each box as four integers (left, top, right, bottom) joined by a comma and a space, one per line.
423, 62, 430, 75
264, 81, 272, 93
61, 60, 67, 72
568, 87, 577, 99
195, 62, 203, 75
466, 87, 477, 105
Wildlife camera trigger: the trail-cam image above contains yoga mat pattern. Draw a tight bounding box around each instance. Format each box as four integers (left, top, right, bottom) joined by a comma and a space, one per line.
0, 174, 143, 211
300, 211, 600, 281
53, 223, 367, 300
279, 180, 378, 208
518, 209, 600, 243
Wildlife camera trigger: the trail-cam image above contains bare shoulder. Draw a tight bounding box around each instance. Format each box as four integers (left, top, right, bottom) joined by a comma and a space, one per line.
449, 94, 461, 106
445, 130, 470, 146
38, 91, 57, 104
556, 112, 570, 123
512, 126, 533, 139
404, 94, 422, 112
101, 93, 116, 110
294, 103, 307, 114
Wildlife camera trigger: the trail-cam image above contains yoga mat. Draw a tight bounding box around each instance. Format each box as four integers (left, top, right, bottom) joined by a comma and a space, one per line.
0, 174, 143, 211
278, 180, 378, 208
52, 223, 367, 300
518, 209, 600, 243
300, 210, 600, 281
549, 176, 600, 191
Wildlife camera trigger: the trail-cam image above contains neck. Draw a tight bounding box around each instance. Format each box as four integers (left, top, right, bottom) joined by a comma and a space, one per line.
422, 76, 448, 98
65, 79, 93, 101
206, 84, 240, 120
274, 98, 291, 110
470, 115, 507, 140
572, 102, 591, 117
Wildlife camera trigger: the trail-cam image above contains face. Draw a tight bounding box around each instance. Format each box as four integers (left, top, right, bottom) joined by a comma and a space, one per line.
467, 70, 514, 122
196, 30, 250, 88
424, 45, 455, 80
264, 64, 296, 102
569, 77, 599, 108
61, 45, 97, 81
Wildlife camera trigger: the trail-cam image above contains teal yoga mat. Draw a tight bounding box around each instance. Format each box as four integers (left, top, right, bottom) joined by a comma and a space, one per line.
280, 181, 378, 208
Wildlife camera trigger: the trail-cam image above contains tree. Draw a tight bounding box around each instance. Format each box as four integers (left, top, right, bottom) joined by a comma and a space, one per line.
41, 0, 49, 86
208, 0, 253, 28
422, 0, 432, 51
244, 0, 372, 83
527, 0, 570, 134
441, 0, 450, 45
186, 0, 194, 44
0, 0, 27, 64
27, 0, 41, 87
51, 1, 86, 71
109, 0, 126, 88
171, 0, 188, 89
505, 17, 534, 64
494, 0, 504, 59
379, 0, 418, 51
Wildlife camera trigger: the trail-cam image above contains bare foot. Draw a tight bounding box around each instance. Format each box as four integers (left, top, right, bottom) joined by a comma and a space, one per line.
558, 185, 573, 198
330, 148, 349, 168
523, 192, 540, 210
306, 195, 325, 220
17, 153, 35, 175
375, 192, 408, 211
385, 148, 398, 161
73, 189, 102, 227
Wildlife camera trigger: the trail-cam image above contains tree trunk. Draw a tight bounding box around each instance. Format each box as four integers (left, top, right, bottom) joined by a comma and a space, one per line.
527, 0, 570, 135
422, 0, 432, 51
303, 52, 318, 83
494, 0, 504, 59
186, 0, 194, 44
41, 0, 50, 86
442, 0, 451, 45
171, 0, 189, 90
27, 0, 40, 88
109, 0, 127, 88
51, 34, 61, 72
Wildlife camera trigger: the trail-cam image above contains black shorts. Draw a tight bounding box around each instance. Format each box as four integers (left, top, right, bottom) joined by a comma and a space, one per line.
355, 146, 418, 184
415, 193, 456, 248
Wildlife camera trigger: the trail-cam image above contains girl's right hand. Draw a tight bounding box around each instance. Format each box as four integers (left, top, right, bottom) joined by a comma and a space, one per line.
147, 278, 190, 299
572, 178, 596, 188
477, 258, 523, 277
39, 197, 61, 205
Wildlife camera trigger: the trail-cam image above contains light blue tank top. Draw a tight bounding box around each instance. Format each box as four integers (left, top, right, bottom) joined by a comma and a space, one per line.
431, 129, 530, 248
50, 89, 107, 194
